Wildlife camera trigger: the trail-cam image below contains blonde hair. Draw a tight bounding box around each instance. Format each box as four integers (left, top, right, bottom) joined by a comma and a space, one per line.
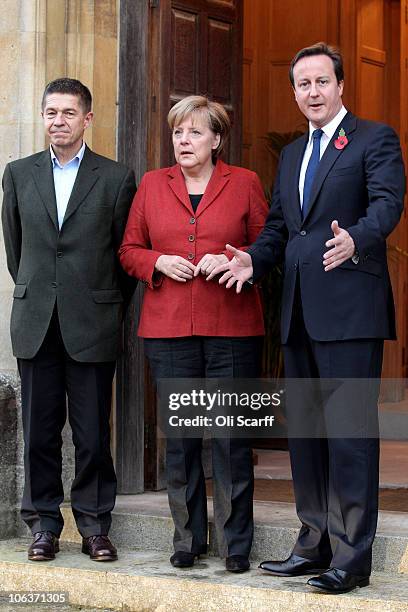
167, 95, 231, 159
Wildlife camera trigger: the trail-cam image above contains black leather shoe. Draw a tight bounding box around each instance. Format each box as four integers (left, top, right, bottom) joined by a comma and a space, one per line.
226, 555, 250, 573
170, 551, 197, 568
259, 553, 329, 576
307, 568, 370, 593
28, 531, 59, 561
82, 535, 118, 561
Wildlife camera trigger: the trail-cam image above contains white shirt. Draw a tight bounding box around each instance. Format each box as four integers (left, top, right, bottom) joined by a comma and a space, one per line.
50, 142, 86, 229
299, 106, 348, 207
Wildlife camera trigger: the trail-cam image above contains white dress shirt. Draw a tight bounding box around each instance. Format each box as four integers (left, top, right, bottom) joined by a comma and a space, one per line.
299, 106, 348, 208
50, 142, 86, 229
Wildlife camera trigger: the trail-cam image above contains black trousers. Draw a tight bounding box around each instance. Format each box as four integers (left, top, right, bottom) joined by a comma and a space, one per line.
144, 336, 262, 557
18, 310, 116, 538
283, 286, 383, 576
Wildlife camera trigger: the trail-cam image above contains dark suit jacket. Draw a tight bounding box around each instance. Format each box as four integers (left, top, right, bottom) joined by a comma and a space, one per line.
119, 159, 268, 338
2, 145, 136, 361
249, 112, 406, 343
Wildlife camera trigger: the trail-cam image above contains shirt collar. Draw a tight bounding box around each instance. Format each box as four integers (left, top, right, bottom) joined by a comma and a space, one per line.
308, 106, 348, 144
50, 141, 86, 168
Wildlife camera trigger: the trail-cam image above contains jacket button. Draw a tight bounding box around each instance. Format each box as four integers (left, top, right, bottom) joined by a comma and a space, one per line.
188, 235, 195, 242
190, 217, 196, 224
52, 281, 57, 288
57, 251, 62, 258
294, 263, 298, 270
300, 230, 307, 236
187, 253, 194, 260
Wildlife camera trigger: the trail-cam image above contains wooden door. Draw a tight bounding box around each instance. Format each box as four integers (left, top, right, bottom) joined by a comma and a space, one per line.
354, 0, 408, 396
242, 0, 341, 188
146, 0, 243, 490
149, 0, 243, 170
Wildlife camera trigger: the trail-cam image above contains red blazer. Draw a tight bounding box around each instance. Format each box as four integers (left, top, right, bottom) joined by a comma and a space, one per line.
119, 159, 268, 338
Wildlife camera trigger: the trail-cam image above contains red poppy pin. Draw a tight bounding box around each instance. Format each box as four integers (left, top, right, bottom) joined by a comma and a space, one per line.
334, 127, 348, 150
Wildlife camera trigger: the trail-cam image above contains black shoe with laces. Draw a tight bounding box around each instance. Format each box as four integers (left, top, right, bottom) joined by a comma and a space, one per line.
28, 531, 59, 561
82, 535, 118, 561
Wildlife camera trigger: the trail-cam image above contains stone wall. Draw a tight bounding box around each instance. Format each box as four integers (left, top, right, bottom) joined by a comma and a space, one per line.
0, 374, 19, 538
0, 0, 47, 374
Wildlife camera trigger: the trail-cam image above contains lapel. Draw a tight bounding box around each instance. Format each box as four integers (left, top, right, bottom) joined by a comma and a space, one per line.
195, 159, 231, 217
167, 164, 194, 213
31, 150, 59, 230
167, 159, 231, 217
287, 133, 308, 225
62, 145, 100, 225
302, 112, 357, 224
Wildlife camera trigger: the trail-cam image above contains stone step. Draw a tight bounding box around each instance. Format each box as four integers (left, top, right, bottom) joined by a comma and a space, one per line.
1, 539, 408, 612
55, 493, 408, 575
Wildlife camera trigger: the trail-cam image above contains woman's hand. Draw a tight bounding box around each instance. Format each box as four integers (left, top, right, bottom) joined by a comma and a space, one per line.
155, 254, 196, 282
194, 253, 229, 277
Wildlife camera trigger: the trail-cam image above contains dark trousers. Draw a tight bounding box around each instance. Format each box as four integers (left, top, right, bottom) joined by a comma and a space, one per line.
18, 310, 117, 538
283, 287, 383, 576
144, 336, 262, 557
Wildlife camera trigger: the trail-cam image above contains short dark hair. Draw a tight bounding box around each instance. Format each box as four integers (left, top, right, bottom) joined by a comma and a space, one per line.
42, 78, 92, 113
289, 42, 344, 87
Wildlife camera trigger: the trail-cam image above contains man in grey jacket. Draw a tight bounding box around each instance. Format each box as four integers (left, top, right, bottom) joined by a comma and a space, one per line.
2, 78, 136, 562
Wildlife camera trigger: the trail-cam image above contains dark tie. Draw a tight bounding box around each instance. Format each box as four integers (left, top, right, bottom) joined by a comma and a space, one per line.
302, 128, 323, 219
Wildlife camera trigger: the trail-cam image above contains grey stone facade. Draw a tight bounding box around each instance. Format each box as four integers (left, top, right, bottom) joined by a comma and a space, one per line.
0, 373, 19, 538
0, 373, 75, 539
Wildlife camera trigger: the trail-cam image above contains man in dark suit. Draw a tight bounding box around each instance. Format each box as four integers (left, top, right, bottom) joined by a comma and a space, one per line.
2, 78, 136, 562
210, 43, 405, 593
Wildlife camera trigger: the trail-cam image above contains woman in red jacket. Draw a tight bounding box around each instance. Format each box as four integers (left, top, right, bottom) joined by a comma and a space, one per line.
119, 96, 268, 572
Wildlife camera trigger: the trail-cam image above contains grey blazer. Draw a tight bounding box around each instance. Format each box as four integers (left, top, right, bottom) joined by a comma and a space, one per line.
2, 145, 137, 361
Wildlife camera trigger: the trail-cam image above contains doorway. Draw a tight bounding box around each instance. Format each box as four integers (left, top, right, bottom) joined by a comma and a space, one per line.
116, 0, 408, 506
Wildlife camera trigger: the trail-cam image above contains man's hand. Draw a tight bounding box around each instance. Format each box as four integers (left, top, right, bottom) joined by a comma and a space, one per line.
323, 220, 355, 272
155, 254, 195, 282
194, 253, 228, 277
207, 244, 253, 293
